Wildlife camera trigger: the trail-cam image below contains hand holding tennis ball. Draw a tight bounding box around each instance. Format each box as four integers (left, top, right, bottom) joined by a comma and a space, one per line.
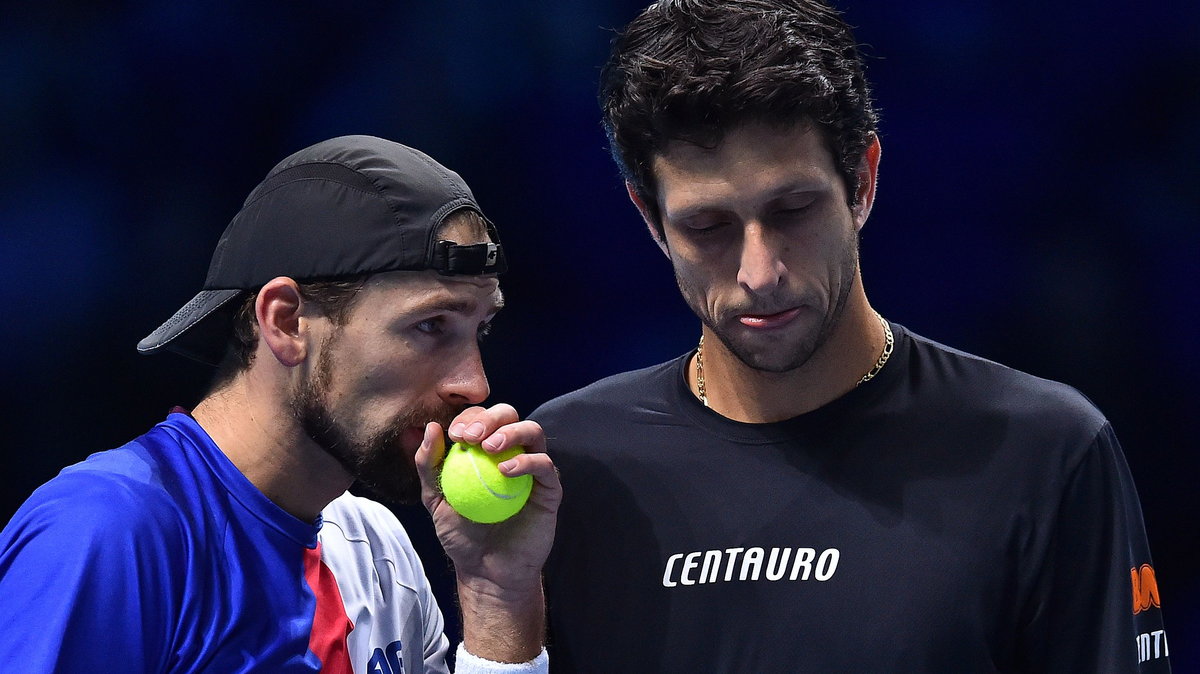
439, 441, 533, 524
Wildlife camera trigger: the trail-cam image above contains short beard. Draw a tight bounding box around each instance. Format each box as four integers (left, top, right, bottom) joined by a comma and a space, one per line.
677, 230, 860, 374
289, 333, 457, 505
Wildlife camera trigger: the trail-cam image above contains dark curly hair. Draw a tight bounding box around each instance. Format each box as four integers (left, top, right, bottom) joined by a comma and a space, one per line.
601, 0, 879, 237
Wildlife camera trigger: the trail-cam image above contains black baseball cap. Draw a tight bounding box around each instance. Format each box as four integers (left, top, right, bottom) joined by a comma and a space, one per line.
137, 135, 506, 366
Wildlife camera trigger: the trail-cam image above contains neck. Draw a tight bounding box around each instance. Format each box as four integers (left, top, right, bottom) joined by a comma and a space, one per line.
689, 285, 886, 423
191, 372, 352, 522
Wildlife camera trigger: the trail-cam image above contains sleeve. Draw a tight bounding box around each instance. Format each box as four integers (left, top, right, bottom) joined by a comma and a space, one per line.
320, 494, 452, 674
0, 472, 183, 673
380, 505, 453, 674
1018, 423, 1172, 673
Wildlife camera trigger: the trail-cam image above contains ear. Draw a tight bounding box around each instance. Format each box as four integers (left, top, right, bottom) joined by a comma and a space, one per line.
850, 133, 882, 231
626, 182, 669, 258
254, 277, 308, 368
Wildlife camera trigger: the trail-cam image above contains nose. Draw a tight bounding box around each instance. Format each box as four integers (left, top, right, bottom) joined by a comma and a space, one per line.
736, 223, 786, 294
438, 344, 491, 406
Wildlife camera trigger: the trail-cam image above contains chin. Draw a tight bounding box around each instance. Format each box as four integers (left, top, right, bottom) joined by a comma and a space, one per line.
353, 469, 421, 506
339, 431, 423, 506
742, 347, 819, 374
714, 327, 819, 374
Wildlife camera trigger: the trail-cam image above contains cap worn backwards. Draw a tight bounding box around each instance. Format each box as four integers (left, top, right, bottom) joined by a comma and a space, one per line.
137, 135, 506, 366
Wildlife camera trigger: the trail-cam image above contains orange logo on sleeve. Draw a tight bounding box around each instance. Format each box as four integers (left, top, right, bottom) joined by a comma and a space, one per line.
1131, 564, 1161, 614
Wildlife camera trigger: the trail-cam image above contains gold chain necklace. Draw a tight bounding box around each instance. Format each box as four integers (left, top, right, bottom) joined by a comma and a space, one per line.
695, 312, 893, 408
857, 312, 894, 385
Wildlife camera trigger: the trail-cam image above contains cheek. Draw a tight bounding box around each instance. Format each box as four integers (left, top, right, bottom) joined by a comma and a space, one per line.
357, 356, 426, 401
793, 220, 856, 277
670, 255, 730, 320
325, 343, 420, 408
335, 370, 423, 434
671, 254, 712, 294
672, 239, 734, 282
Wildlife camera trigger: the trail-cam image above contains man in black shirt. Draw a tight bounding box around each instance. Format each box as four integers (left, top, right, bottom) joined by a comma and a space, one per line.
530, 1, 1171, 671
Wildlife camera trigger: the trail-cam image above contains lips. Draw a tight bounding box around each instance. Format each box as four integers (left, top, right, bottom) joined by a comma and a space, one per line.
400, 426, 427, 453
737, 307, 803, 329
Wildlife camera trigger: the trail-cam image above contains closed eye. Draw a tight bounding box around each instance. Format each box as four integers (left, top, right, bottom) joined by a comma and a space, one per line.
767, 204, 816, 227
770, 193, 820, 219
683, 219, 731, 235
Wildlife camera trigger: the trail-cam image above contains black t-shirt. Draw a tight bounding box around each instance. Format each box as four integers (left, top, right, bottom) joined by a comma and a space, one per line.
531, 323, 1170, 673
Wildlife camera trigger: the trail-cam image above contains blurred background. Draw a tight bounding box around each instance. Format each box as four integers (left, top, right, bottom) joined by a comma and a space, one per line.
2, 0, 1196, 667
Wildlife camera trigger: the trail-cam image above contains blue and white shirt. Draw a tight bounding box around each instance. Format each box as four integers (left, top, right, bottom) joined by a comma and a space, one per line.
0, 412, 546, 674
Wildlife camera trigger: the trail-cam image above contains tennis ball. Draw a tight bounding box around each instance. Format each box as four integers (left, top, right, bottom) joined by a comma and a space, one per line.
439, 441, 533, 524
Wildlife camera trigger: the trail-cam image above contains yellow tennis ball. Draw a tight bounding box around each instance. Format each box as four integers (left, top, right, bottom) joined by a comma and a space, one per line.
439, 441, 533, 524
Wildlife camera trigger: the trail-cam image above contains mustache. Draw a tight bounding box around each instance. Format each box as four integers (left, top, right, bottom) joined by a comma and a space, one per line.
351, 401, 463, 506
393, 402, 460, 435
363, 401, 462, 458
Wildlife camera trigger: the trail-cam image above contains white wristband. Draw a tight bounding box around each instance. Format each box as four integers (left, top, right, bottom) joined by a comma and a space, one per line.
454, 643, 549, 674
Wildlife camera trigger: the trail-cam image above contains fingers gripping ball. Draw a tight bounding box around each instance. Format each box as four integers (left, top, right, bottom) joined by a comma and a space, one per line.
439, 442, 533, 524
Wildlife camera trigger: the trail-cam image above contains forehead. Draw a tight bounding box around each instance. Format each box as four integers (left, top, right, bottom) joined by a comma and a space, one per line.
652, 122, 842, 214
354, 270, 503, 318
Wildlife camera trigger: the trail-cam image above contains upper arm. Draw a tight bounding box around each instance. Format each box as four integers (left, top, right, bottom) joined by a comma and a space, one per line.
1018, 424, 1171, 672
0, 473, 184, 672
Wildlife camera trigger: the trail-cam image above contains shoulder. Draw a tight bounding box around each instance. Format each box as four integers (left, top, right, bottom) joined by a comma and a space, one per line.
319, 492, 426, 587
9, 443, 187, 549
321, 491, 414, 549
901, 326, 1109, 449
531, 357, 684, 424
0, 445, 190, 645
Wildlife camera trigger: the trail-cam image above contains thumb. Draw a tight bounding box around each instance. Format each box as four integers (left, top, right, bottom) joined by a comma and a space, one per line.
416, 422, 447, 513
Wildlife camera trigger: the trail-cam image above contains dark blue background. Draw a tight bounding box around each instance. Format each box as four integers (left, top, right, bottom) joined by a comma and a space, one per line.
2, 1, 1196, 668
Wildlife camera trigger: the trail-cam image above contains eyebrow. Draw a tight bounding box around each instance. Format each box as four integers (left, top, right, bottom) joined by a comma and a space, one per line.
667, 181, 828, 222
406, 288, 505, 318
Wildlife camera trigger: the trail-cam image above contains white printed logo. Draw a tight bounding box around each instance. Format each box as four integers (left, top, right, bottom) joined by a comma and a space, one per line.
662, 547, 839, 587
1135, 630, 1168, 664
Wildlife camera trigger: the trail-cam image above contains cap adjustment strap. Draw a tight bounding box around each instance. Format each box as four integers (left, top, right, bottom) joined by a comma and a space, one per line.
431, 240, 508, 275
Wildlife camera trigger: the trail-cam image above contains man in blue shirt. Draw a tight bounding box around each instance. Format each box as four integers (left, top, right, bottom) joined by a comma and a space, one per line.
0, 135, 558, 673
